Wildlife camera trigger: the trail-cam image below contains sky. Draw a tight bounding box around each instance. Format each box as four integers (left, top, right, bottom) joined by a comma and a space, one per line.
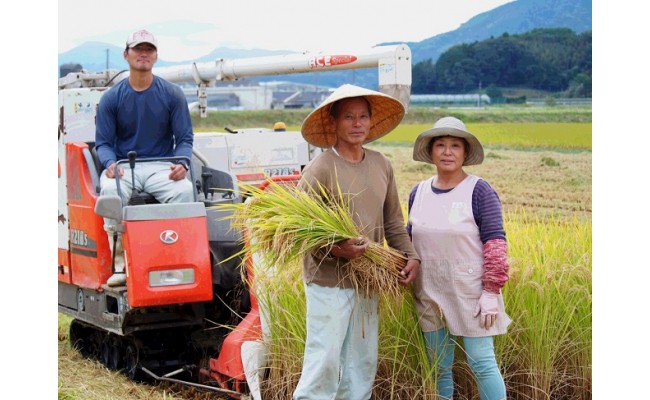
59, 0, 515, 61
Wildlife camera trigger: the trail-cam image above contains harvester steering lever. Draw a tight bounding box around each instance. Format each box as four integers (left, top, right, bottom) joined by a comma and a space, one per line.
127, 151, 143, 205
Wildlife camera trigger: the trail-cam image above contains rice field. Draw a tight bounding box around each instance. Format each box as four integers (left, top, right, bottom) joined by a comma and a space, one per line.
58, 121, 592, 399
254, 209, 592, 400
253, 122, 592, 399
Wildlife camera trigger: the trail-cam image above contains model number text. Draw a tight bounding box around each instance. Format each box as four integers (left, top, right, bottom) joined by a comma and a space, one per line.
71, 229, 89, 246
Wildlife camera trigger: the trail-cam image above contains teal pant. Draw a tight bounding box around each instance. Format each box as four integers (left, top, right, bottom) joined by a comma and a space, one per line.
423, 328, 506, 400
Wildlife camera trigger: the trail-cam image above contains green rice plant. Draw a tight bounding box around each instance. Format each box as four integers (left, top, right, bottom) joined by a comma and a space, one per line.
486, 151, 508, 160
252, 260, 306, 399
191, 106, 592, 133
375, 291, 438, 399
497, 209, 592, 400
379, 123, 592, 151
541, 156, 560, 166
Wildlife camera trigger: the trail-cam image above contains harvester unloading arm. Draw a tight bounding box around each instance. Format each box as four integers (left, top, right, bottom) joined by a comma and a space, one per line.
58, 44, 412, 117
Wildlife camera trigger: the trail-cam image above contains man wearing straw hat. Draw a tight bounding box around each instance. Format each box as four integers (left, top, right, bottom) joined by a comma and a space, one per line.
293, 84, 421, 400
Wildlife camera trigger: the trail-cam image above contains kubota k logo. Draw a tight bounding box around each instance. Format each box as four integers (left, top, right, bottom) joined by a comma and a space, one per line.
160, 230, 179, 244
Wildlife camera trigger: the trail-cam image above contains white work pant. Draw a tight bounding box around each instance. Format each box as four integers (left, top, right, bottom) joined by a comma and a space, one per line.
100, 161, 194, 205
293, 283, 378, 400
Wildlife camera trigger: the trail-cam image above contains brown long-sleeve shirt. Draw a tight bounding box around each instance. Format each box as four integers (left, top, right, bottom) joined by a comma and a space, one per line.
298, 148, 419, 288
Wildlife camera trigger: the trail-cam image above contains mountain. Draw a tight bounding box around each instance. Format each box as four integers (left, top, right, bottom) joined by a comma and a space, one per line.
59, 42, 128, 73
58, 0, 591, 89
404, 0, 592, 65
58, 42, 290, 76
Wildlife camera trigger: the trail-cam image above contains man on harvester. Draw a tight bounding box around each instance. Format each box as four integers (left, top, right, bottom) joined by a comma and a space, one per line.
95, 29, 194, 286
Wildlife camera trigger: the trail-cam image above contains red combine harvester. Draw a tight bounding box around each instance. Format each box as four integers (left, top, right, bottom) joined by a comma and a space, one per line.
58, 44, 411, 398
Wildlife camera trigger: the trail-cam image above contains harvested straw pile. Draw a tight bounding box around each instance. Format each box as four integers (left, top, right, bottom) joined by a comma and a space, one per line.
215, 178, 408, 298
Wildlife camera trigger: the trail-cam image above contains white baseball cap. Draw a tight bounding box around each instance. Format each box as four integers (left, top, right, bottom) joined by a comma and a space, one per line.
126, 29, 158, 49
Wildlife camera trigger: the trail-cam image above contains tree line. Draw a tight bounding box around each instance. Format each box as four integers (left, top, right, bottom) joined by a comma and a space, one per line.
412, 28, 592, 98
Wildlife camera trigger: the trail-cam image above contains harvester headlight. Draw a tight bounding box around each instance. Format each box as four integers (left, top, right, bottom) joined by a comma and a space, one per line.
149, 268, 195, 287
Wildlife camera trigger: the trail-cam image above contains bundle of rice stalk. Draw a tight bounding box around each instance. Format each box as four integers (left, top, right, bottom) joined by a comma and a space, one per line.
214, 178, 408, 298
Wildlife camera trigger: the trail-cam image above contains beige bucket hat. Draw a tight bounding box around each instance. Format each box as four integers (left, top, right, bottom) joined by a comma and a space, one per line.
412, 116, 484, 166
301, 84, 405, 148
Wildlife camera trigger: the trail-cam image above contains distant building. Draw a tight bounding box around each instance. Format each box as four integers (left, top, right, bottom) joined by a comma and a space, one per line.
182, 80, 332, 111
262, 81, 332, 109
182, 81, 272, 110
410, 94, 491, 107
184, 84, 496, 111
270, 90, 330, 109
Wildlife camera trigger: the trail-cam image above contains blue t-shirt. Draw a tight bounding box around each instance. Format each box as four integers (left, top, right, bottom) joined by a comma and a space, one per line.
95, 75, 193, 169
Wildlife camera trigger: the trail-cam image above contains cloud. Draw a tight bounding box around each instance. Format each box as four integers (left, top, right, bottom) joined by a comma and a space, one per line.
59, 0, 515, 61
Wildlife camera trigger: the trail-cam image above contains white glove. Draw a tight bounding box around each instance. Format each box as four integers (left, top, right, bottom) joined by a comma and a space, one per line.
473, 291, 499, 330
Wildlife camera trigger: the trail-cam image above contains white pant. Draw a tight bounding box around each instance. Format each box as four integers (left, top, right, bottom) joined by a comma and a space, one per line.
293, 283, 378, 400
100, 161, 194, 205
105, 226, 125, 273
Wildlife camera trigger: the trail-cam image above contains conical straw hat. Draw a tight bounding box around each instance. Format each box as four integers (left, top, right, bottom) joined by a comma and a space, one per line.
301, 84, 405, 148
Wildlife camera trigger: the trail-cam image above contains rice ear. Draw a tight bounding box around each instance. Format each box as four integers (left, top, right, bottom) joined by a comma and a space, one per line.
212, 178, 408, 298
